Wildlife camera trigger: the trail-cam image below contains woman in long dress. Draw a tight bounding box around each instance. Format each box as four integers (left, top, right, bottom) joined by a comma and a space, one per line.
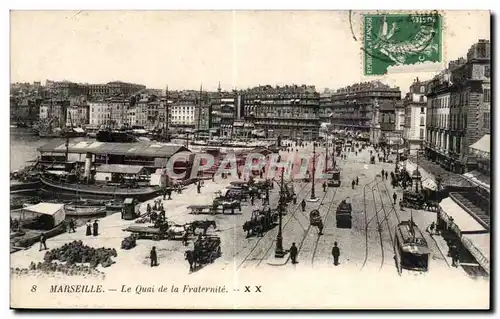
86, 221, 92, 236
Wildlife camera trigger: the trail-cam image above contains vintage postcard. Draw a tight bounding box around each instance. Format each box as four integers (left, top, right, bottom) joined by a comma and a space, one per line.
10, 10, 491, 309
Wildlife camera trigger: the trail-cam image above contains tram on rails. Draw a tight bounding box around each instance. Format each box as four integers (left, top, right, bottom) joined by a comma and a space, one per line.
394, 220, 430, 274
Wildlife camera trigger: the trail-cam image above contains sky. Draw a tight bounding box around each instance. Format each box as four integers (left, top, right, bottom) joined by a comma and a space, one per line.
10, 10, 490, 94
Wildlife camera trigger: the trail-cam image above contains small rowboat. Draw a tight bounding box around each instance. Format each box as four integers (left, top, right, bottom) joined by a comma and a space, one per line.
65, 205, 106, 217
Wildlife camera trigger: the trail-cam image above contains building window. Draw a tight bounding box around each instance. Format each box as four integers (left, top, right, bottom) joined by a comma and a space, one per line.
420, 116, 424, 126
420, 86, 425, 93
484, 89, 490, 103
420, 107, 425, 114
484, 112, 490, 129
420, 128, 424, 139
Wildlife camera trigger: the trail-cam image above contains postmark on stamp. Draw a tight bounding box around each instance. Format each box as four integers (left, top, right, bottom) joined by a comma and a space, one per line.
363, 12, 442, 75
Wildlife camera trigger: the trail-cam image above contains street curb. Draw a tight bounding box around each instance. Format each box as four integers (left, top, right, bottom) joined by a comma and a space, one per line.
266, 253, 290, 266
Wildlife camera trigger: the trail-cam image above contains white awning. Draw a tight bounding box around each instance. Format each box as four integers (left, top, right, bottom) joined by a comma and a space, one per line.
422, 178, 437, 191
469, 134, 490, 154
463, 170, 490, 191
439, 197, 486, 235
462, 233, 490, 274
23, 203, 66, 226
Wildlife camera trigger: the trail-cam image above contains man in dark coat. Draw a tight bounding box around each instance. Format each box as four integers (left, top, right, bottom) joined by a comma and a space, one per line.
290, 242, 298, 264
197, 182, 202, 194
352, 180, 355, 189
385, 171, 388, 180
323, 181, 327, 192
68, 218, 76, 233
393, 192, 397, 205
332, 242, 340, 266
92, 220, 99, 236
250, 194, 255, 206
39, 233, 47, 251
86, 220, 92, 236
356, 176, 359, 185
301, 199, 306, 212
150, 246, 158, 267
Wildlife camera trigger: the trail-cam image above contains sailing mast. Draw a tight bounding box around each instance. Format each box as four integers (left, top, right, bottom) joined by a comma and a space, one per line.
164, 85, 169, 141
197, 84, 202, 140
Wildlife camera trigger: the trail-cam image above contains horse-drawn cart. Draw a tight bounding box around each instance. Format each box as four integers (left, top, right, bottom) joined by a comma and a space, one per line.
309, 209, 324, 235
185, 235, 222, 271
123, 222, 190, 241
123, 224, 170, 241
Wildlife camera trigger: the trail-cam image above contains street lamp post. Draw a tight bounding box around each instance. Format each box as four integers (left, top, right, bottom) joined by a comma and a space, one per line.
275, 168, 285, 258
308, 142, 319, 202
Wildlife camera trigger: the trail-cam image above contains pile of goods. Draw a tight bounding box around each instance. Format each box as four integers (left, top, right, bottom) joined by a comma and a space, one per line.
135, 216, 151, 224
121, 235, 137, 250
10, 262, 105, 278
43, 240, 117, 268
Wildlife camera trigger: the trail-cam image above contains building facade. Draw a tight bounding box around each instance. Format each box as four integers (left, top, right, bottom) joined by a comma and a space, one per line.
404, 78, 429, 154
326, 81, 401, 143
241, 85, 320, 140
425, 40, 491, 173
66, 105, 89, 127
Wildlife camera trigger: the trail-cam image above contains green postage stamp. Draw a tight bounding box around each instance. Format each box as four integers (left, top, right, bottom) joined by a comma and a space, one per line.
363, 12, 442, 75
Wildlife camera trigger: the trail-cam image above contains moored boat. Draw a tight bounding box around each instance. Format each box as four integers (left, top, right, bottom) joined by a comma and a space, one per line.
65, 204, 106, 217
40, 175, 162, 201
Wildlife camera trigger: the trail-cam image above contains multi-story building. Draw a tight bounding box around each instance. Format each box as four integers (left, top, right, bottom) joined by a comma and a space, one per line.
425, 40, 490, 173
404, 78, 429, 154
39, 99, 69, 128
66, 105, 89, 127
88, 101, 110, 127
209, 84, 240, 138
241, 85, 320, 140
45, 80, 146, 99
326, 81, 401, 143
170, 97, 197, 128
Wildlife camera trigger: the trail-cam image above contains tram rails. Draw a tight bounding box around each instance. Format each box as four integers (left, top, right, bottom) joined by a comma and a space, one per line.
233, 181, 310, 270
373, 176, 396, 270
361, 178, 377, 269
310, 187, 339, 267
371, 179, 386, 270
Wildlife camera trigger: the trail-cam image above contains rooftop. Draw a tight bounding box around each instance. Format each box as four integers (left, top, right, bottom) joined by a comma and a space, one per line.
38, 139, 191, 158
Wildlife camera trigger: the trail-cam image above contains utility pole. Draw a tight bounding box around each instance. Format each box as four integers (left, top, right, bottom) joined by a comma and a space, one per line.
275, 167, 285, 258
325, 132, 329, 171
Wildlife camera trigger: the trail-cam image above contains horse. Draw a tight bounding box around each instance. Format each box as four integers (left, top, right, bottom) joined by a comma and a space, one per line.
190, 220, 217, 235
185, 250, 198, 272
243, 218, 264, 237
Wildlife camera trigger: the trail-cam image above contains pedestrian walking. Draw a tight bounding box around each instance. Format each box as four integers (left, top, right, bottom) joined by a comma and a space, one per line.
323, 181, 327, 192
381, 169, 385, 178
86, 220, 92, 236
352, 180, 355, 189
332, 242, 340, 266
250, 194, 255, 206
393, 192, 397, 205
68, 218, 76, 233
39, 233, 47, 251
356, 176, 359, 185
290, 243, 298, 264
147, 203, 152, 214
429, 222, 436, 235
197, 182, 202, 194
301, 199, 306, 212
150, 246, 158, 267
92, 220, 99, 236
385, 171, 388, 180
292, 194, 297, 205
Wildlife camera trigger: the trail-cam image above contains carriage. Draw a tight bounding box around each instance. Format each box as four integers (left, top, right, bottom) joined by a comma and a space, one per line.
242, 207, 278, 237
336, 198, 352, 229
326, 169, 341, 187
185, 235, 222, 271
309, 210, 324, 234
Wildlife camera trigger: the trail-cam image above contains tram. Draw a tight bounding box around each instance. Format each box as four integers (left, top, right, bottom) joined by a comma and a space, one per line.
394, 220, 430, 274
